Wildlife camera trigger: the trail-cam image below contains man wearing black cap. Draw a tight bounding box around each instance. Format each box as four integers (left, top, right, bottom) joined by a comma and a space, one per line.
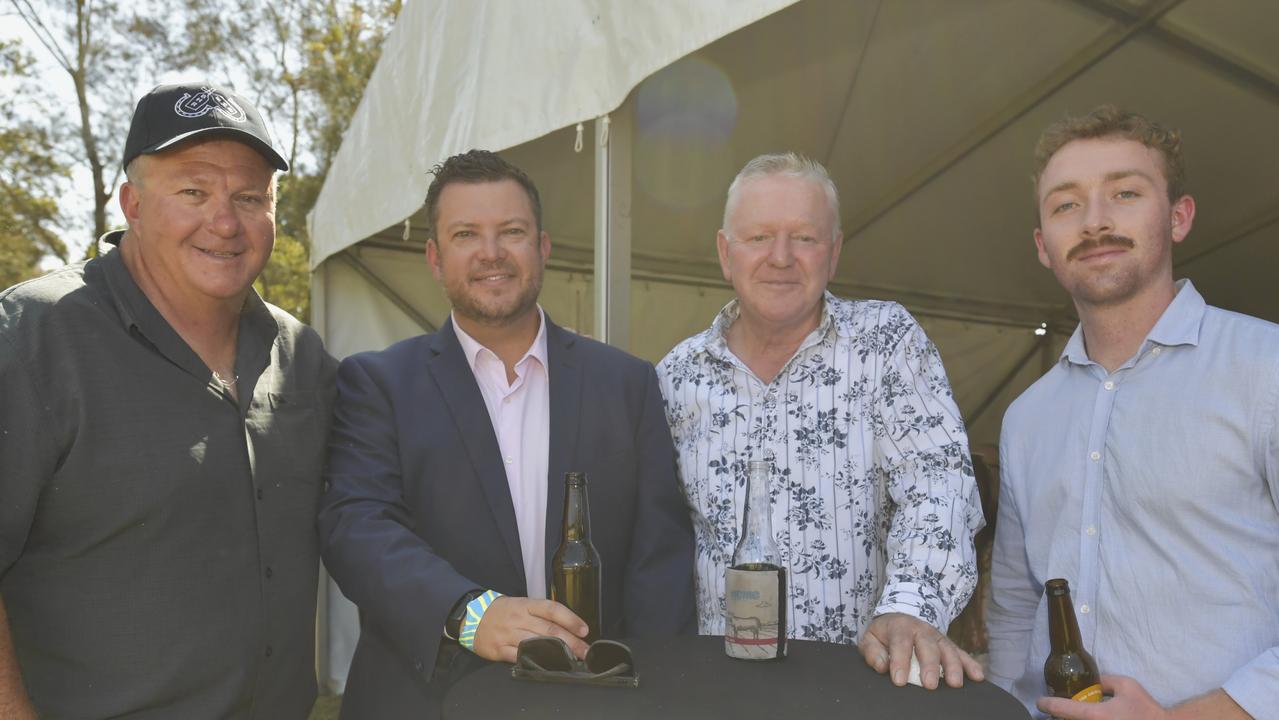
0, 82, 335, 718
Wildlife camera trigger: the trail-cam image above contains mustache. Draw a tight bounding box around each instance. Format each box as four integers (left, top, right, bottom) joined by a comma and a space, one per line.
468, 261, 519, 277
1067, 234, 1134, 261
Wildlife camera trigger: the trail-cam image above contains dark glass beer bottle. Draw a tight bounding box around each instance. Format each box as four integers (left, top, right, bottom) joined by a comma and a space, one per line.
551, 472, 602, 644
1044, 578, 1102, 703
724, 460, 787, 661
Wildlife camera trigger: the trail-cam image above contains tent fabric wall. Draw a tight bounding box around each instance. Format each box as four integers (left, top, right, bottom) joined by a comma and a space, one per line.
311, 0, 1279, 692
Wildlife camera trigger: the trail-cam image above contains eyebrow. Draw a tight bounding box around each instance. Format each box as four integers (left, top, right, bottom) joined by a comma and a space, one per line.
445, 218, 530, 231
1041, 169, 1157, 202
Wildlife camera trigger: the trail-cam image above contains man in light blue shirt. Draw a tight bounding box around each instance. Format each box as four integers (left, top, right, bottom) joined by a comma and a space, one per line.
988, 105, 1279, 720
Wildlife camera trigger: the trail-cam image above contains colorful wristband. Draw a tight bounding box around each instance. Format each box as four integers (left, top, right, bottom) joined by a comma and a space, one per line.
458, 589, 503, 652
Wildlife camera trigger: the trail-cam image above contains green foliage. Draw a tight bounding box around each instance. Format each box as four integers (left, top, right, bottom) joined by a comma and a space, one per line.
250, 0, 402, 321
3, 0, 403, 320
256, 231, 312, 322
0, 38, 70, 290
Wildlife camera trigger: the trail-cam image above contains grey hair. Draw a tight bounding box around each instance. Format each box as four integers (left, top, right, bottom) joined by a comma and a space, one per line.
722, 152, 841, 238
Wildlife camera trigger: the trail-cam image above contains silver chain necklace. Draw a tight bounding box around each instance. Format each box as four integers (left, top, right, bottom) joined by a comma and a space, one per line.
212, 370, 240, 387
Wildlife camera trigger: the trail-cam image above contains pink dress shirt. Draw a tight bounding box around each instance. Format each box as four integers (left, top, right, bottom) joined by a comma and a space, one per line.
452, 309, 550, 599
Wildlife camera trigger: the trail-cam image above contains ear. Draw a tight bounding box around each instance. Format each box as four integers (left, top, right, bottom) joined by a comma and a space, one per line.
1034, 228, 1052, 269
827, 231, 844, 280
120, 181, 142, 226
426, 238, 444, 281
539, 230, 551, 265
1169, 194, 1195, 245
716, 229, 732, 283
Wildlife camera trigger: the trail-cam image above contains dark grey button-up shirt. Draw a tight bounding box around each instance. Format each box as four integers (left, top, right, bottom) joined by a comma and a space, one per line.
0, 234, 336, 719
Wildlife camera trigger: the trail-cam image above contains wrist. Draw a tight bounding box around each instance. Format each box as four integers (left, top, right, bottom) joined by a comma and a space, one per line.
443, 589, 483, 642
458, 590, 503, 653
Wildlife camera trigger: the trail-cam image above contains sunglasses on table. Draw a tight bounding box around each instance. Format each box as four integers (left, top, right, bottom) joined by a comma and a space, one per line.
512, 636, 639, 688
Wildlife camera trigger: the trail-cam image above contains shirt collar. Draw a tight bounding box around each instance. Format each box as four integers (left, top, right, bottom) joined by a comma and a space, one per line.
701, 291, 837, 362
452, 305, 548, 375
1061, 278, 1205, 367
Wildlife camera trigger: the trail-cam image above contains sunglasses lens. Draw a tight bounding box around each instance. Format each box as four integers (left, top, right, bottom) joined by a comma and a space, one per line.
518, 637, 575, 672
584, 640, 634, 675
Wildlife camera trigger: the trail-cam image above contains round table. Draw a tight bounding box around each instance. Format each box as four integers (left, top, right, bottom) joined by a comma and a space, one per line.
443, 634, 1031, 719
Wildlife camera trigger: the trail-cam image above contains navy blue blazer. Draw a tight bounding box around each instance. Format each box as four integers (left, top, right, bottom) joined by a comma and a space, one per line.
317, 316, 696, 719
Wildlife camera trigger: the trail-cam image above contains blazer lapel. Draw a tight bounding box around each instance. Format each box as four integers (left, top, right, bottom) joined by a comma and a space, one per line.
543, 319, 583, 584
425, 320, 526, 584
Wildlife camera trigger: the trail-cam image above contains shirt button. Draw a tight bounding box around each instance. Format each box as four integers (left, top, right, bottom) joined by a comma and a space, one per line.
265, 567, 273, 579
1079, 604, 1090, 614
1152, 347, 1162, 355
503, 397, 511, 404
1090, 451, 1101, 461
1086, 526, 1097, 536
1103, 381, 1115, 390
505, 456, 513, 465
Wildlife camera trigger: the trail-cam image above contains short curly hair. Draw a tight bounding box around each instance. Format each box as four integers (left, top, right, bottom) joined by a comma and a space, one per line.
424, 149, 543, 238
1033, 105, 1186, 202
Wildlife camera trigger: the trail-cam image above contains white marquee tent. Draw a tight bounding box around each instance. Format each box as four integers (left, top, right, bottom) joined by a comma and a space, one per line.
309, 0, 1279, 690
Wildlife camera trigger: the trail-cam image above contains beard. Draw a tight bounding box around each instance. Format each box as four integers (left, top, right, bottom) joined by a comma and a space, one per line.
444, 260, 544, 327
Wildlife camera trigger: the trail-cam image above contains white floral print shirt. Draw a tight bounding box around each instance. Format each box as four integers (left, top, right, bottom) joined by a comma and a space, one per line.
657, 293, 982, 643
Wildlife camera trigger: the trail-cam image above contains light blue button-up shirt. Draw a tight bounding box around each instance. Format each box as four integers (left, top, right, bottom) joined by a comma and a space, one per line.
988, 280, 1279, 719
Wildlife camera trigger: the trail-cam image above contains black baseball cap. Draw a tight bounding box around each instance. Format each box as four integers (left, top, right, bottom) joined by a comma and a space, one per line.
122, 82, 289, 172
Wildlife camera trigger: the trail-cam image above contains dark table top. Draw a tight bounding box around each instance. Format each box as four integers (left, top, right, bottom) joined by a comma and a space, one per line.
443, 634, 1032, 719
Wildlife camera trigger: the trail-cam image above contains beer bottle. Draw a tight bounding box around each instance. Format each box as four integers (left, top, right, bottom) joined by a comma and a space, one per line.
551, 472, 602, 643
724, 460, 787, 660
1043, 578, 1101, 703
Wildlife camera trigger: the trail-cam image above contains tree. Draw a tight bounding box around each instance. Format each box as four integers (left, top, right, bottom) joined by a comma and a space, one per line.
5, 0, 265, 247
251, 0, 402, 323
3, 0, 402, 320
0, 38, 69, 289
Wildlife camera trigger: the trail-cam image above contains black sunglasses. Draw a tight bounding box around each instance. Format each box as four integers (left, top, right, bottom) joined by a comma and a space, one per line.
512, 636, 639, 688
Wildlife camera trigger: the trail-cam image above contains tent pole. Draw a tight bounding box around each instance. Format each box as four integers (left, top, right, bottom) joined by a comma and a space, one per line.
593, 109, 632, 349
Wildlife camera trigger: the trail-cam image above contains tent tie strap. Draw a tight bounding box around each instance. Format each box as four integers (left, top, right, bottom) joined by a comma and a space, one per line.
402, 218, 411, 241
600, 114, 610, 146
574, 123, 584, 152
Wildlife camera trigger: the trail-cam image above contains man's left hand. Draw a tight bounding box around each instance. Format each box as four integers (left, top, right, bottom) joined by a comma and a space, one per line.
1038, 677, 1251, 720
858, 612, 984, 689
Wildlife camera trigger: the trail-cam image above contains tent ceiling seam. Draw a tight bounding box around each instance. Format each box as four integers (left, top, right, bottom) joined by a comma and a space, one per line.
821, 0, 883, 167
838, 0, 1184, 240
1068, 0, 1279, 105
1173, 204, 1279, 270
334, 251, 438, 334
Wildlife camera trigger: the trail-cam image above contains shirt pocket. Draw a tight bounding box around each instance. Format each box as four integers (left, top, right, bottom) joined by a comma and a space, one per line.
264, 390, 327, 490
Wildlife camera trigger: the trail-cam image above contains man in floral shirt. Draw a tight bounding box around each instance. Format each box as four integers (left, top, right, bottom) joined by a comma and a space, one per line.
657, 152, 985, 690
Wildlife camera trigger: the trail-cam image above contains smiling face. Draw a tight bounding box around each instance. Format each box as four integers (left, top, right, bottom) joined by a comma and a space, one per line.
119, 138, 276, 313
427, 179, 550, 330
1034, 137, 1194, 309
717, 173, 842, 332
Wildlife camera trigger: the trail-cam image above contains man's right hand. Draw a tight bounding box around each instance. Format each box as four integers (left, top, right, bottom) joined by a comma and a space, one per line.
470, 597, 589, 663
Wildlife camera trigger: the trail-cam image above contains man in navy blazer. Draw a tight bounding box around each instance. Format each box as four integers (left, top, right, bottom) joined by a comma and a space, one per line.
317, 150, 696, 719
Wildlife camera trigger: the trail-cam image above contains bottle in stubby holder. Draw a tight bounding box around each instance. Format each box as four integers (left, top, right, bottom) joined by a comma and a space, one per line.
551, 472, 602, 643
1044, 578, 1102, 703
724, 460, 787, 660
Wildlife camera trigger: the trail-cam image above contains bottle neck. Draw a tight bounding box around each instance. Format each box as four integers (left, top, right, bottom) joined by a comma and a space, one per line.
1046, 591, 1085, 652
562, 479, 591, 541
734, 463, 779, 564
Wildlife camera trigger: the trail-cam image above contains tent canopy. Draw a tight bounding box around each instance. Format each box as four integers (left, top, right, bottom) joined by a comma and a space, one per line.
310, 0, 1279, 449
309, 0, 1279, 693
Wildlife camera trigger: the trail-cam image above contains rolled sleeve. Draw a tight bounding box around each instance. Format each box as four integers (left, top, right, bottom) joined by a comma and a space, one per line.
873, 313, 983, 631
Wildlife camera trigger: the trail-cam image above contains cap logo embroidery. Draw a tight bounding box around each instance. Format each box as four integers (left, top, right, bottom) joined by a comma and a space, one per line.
173, 86, 246, 122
